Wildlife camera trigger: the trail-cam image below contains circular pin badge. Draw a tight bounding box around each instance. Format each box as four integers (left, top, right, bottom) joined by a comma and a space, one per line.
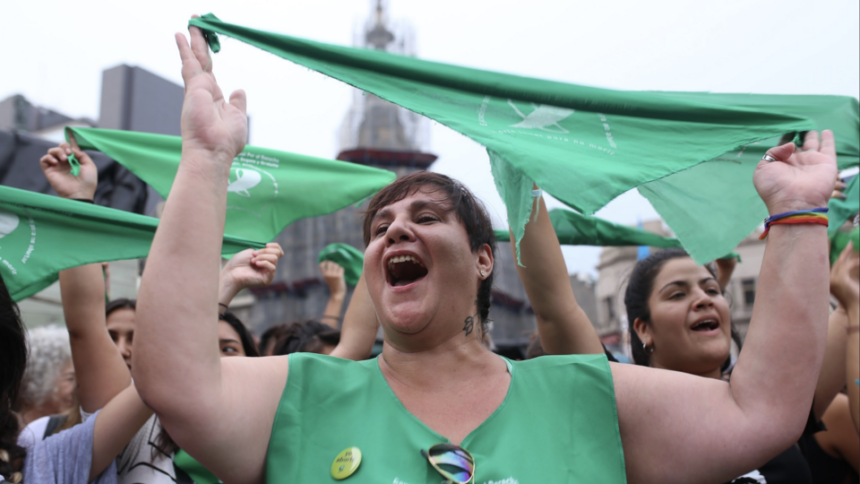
331, 447, 362, 480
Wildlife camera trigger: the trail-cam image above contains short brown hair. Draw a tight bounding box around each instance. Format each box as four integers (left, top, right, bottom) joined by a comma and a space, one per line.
362, 172, 496, 328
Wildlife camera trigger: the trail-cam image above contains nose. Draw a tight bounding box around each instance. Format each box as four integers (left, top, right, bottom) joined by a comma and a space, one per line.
118, 339, 132, 359
692, 287, 715, 310
385, 217, 415, 246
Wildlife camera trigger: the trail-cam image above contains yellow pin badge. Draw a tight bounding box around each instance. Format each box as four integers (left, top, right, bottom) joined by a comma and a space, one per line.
331, 447, 362, 480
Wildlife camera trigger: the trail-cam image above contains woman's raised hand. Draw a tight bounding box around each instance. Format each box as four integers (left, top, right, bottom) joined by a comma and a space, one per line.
753, 130, 838, 215
39, 136, 97, 200
175, 20, 247, 169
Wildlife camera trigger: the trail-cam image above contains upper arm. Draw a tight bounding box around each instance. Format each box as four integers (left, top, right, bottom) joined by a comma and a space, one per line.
156, 355, 289, 484
513, 196, 603, 355
610, 363, 794, 484
813, 307, 848, 420
59, 265, 131, 413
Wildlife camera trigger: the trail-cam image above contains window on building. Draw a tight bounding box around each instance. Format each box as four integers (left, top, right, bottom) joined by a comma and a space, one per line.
742, 278, 756, 307
603, 296, 616, 323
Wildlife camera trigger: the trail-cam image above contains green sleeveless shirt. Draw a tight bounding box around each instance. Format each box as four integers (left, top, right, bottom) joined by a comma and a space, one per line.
266, 353, 626, 483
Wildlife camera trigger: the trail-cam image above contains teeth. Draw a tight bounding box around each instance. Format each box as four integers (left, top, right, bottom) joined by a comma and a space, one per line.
387, 255, 424, 268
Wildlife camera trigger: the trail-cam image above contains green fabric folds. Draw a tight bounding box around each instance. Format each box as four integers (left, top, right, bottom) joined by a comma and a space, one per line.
493, 208, 741, 261
187, 14, 820, 263
831, 226, 860, 266
317, 243, 364, 286
640, 94, 859, 263
494, 208, 678, 248
0, 185, 264, 301
66, 127, 395, 243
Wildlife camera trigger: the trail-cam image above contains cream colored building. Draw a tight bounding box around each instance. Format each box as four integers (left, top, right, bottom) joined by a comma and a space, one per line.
595, 220, 765, 357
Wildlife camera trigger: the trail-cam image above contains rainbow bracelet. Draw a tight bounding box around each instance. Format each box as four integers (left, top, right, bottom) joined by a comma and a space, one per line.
759, 208, 828, 240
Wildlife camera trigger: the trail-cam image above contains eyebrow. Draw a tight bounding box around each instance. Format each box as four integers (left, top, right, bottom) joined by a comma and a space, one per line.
659, 277, 717, 293
219, 338, 240, 345
371, 199, 451, 225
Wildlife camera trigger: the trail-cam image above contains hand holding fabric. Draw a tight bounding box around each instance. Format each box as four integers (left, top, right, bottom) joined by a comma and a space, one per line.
754, 130, 838, 215
39, 137, 97, 200
320, 261, 347, 298
830, 242, 860, 310
175, 19, 247, 170
218, 243, 284, 304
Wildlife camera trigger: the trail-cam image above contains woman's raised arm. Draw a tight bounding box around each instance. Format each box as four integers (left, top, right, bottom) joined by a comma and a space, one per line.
330, 273, 380, 360
510, 192, 604, 355
40, 140, 133, 412
613, 131, 837, 483
132, 24, 287, 484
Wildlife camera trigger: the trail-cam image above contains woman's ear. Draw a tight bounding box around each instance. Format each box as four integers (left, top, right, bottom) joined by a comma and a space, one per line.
633, 318, 651, 347
476, 243, 494, 280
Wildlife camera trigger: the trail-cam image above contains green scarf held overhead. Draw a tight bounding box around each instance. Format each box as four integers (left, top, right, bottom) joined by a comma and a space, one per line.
188, 14, 824, 264
494, 208, 740, 261
0, 185, 264, 301
639, 94, 859, 263
494, 208, 678, 248
66, 127, 396, 243
317, 243, 363, 286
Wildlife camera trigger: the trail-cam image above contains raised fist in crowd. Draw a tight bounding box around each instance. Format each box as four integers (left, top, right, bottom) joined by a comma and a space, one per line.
38, 135, 97, 200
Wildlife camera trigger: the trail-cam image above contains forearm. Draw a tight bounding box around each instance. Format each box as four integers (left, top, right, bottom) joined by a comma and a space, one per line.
330, 275, 378, 360
812, 308, 848, 420
731, 223, 830, 434
134, 151, 229, 412
513, 195, 602, 355
90, 385, 153, 481
59, 264, 131, 412
846, 301, 859, 432
321, 293, 346, 329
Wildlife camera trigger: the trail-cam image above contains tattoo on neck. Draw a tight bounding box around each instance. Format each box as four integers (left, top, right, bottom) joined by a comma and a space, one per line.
463, 316, 475, 336
463, 300, 479, 336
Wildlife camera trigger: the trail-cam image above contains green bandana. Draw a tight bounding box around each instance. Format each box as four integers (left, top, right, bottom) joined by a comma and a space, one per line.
640, 94, 859, 263
188, 14, 822, 263
66, 127, 395, 243
0, 185, 264, 301
831, 226, 860, 266
317, 243, 364, 286
494, 208, 740, 261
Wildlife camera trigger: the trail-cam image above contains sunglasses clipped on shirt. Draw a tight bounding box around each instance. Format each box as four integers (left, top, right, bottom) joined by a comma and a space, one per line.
421, 443, 476, 484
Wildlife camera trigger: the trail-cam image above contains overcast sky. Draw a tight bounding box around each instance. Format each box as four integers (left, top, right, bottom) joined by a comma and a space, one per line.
1, 0, 857, 275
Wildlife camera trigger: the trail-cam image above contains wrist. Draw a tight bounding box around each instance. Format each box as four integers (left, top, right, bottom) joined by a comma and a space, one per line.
181, 145, 237, 167
218, 275, 240, 304
766, 200, 829, 217
62, 190, 96, 201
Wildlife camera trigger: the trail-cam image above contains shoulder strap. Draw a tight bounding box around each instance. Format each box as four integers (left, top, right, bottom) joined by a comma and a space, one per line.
43, 414, 68, 439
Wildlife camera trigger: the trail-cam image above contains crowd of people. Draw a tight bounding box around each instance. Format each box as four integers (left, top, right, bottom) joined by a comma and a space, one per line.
0, 23, 858, 484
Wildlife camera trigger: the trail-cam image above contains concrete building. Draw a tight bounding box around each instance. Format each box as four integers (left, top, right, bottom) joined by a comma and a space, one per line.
0, 64, 183, 328
595, 219, 765, 358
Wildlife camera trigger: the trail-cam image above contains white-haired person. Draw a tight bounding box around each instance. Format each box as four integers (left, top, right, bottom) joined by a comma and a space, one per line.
16, 327, 76, 428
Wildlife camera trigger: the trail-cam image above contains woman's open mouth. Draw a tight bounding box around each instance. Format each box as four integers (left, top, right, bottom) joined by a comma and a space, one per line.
691, 319, 720, 332
386, 255, 429, 287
